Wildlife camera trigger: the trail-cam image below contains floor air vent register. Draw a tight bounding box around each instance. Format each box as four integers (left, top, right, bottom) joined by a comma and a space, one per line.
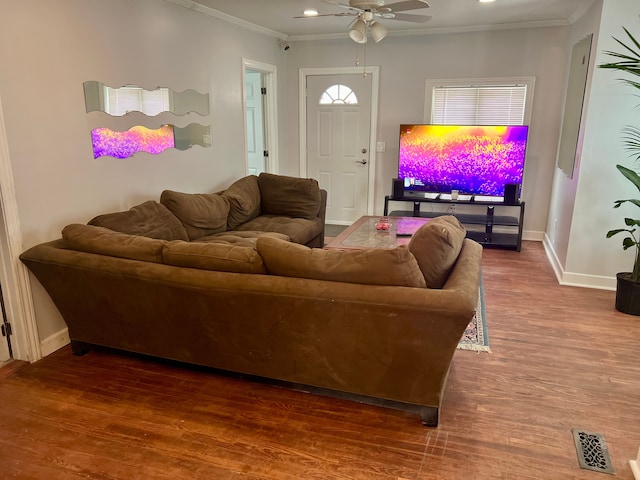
571, 428, 615, 475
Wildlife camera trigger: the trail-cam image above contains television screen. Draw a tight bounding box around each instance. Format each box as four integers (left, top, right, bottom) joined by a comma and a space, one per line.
398, 125, 529, 197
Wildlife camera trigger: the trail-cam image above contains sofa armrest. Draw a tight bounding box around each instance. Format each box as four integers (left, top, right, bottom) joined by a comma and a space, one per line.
303, 189, 327, 248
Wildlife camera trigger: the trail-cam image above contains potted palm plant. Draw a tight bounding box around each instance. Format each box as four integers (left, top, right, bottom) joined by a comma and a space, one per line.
599, 25, 640, 314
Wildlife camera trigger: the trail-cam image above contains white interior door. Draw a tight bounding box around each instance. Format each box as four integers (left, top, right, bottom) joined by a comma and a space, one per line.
306, 74, 372, 224
245, 70, 266, 176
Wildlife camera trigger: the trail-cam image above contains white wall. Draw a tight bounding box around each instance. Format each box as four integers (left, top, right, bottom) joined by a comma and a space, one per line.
545, 0, 603, 279
0, 0, 288, 344
284, 26, 571, 238
546, 0, 639, 289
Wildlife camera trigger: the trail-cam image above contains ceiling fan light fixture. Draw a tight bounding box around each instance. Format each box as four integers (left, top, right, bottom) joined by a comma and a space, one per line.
370, 21, 387, 43
349, 18, 368, 43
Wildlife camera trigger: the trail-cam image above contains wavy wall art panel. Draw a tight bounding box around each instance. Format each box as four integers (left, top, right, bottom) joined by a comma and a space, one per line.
91, 124, 211, 159
83, 81, 210, 116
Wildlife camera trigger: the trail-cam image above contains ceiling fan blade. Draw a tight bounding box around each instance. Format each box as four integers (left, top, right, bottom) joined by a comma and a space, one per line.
384, 12, 432, 23
293, 12, 355, 18
386, 0, 430, 13
321, 0, 359, 11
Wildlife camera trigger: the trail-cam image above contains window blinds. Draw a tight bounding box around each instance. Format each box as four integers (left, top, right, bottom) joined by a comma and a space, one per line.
104, 85, 171, 116
431, 85, 527, 125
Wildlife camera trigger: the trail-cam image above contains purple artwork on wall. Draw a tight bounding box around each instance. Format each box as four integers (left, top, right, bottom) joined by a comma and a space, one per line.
91, 125, 175, 159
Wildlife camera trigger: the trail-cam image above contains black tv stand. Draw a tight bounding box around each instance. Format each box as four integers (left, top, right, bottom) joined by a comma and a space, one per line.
383, 195, 525, 251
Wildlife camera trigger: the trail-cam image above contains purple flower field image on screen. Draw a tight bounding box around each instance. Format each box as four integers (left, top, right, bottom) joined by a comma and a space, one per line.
398, 125, 528, 196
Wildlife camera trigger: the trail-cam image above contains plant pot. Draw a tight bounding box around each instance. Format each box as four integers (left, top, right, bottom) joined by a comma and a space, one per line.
615, 272, 640, 315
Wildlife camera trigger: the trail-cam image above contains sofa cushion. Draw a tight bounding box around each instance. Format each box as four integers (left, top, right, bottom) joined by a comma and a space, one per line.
196, 231, 290, 248
221, 175, 262, 229
160, 190, 230, 241
234, 215, 323, 245
163, 241, 267, 274
408, 215, 467, 288
258, 173, 321, 219
62, 224, 166, 263
88, 200, 188, 241
256, 237, 426, 288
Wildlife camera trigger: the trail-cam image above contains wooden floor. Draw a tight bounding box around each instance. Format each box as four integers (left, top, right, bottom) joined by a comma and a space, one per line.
0, 241, 639, 479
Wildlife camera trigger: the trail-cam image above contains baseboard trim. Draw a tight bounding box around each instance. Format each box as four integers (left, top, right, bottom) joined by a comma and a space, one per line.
630, 447, 640, 480
40, 328, 70, 357
560, 272, 616, 290
543, 234, 564, 285
523, 230, 544, 242
543, 234, 616, 290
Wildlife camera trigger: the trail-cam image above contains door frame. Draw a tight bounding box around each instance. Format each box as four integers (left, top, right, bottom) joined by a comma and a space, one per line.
299, 66, 380, 218
242, 59, 279, 175
0, 96, 41, 362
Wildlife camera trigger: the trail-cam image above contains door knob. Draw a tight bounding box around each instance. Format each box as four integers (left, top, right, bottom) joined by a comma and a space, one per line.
356, 160, 368, 165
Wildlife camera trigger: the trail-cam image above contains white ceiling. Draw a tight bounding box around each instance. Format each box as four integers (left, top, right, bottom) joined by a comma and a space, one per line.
180, 0, 594, 40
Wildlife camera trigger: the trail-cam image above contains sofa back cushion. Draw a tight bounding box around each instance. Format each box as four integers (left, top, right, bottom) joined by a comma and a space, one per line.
221, 175, 262, 229
160, 190, 230, 241
256, 237, 426, 288
163, 241, 267, 274
258, 173, 321, 219
408, 215, 467, 288
88, 200, 188, 241
62, 224, 167, 263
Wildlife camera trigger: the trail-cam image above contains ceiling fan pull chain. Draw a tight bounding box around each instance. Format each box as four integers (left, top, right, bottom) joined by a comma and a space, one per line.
362, 41, 367, 77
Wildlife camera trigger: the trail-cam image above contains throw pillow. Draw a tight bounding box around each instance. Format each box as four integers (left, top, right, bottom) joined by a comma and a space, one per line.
256, 236, 426, 288
257, 173, 321, 219
160, 190, 230, 241
88, 200, 189, 241
163, 241, 267, 274
62, 224, 166, 263
221, 175, 262, 229
408, 215, 467, 288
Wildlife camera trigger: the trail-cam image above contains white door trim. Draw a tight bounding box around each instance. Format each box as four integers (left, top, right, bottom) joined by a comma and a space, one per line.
0, 96, 41, 362
242, 58, 279, 175
299, 66, 379, 217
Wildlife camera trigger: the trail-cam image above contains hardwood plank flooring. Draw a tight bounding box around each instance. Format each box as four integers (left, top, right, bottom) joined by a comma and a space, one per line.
0, 241, 638, 479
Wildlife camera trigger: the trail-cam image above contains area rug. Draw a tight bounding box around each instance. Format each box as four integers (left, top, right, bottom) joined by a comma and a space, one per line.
457, 278, 490, 353
325, 224, 348, 238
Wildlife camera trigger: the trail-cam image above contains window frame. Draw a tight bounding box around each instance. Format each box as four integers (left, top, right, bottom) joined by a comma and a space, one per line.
423, 77, 536, 126
318, 84, 359, 105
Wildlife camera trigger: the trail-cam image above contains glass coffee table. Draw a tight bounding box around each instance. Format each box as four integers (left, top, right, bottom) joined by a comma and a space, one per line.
324, 216, 430, 250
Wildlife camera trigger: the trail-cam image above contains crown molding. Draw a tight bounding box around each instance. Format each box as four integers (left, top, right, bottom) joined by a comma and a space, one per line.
163, 0, 581, 43
162, 0, 288, 40
567, 0, 595, 24
288, 19, 570, 42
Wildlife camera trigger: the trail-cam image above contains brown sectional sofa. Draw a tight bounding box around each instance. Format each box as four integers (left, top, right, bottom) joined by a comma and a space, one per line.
20, 176, 483, 426
87, 172, 327, 248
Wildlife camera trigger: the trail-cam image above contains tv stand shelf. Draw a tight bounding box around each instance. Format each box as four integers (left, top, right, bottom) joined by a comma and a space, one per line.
384, 195, 525, 251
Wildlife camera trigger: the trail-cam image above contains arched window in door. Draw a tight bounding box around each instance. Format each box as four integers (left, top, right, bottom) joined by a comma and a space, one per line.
319, 84, 358, 105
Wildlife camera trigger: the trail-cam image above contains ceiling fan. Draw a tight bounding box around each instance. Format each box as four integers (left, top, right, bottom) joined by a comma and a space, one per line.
295, 0, 432, 43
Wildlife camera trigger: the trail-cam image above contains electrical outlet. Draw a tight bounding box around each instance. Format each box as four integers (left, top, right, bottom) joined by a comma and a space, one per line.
202, 134, 211, 146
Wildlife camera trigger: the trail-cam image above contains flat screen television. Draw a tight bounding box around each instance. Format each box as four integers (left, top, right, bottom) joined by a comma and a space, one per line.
398, 124, 529, 198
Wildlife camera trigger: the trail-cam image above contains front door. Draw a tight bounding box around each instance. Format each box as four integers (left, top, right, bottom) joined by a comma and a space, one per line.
306, 74, 372, 224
